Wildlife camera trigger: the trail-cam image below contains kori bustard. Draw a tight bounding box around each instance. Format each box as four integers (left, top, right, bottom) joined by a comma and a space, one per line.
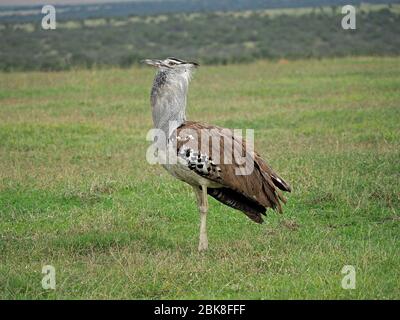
144, 57, 291, 251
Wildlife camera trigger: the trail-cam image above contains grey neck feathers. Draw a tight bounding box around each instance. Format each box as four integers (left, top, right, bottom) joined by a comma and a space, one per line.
151, 68, 191, 137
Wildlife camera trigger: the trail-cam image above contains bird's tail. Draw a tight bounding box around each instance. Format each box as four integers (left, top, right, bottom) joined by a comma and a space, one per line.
207, 187, 266, 224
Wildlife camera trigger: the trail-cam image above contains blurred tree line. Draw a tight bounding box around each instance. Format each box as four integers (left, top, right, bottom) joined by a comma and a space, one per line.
0, 7, 399, 71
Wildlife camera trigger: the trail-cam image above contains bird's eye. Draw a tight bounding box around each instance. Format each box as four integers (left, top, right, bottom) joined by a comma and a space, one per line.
169, 61, 175, 66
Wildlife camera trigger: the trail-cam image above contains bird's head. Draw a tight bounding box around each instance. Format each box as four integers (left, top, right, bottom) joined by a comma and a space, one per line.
142, 57, 199, 74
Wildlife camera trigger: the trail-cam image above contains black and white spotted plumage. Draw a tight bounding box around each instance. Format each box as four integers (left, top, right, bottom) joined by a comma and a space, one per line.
178, 147, 222, 179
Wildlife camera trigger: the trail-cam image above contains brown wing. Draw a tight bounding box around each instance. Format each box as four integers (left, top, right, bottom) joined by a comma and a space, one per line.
176, 121, 291, 223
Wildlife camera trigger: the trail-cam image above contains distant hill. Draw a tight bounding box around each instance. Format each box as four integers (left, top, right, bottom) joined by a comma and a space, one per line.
1, 4, 399, 71
1, 0, 400, 22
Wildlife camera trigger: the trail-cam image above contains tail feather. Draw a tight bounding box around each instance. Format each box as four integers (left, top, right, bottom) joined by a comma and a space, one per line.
271, 174, 292, 192
207, 187, 266, 224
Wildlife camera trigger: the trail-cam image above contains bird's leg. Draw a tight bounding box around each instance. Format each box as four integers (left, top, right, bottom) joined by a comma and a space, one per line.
199, 185, 209, 252
193, 185, 208, 252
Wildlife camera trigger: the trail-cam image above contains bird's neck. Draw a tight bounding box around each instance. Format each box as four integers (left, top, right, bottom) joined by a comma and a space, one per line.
151, 70, 189, 138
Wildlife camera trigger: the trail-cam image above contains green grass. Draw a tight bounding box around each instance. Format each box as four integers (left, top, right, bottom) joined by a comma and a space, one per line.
0, 57, 399, 299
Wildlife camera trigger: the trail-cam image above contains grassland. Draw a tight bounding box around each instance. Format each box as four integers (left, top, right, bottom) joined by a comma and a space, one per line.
0, 57, 399, 299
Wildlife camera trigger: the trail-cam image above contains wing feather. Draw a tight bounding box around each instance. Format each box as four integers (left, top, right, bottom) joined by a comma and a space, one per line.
176, 121, 291, 222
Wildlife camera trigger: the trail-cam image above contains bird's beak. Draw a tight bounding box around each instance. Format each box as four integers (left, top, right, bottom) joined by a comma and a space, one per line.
142, 59, 162, 67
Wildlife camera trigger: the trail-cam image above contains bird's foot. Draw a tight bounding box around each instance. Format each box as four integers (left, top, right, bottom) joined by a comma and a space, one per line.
198, 237, 208, 252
